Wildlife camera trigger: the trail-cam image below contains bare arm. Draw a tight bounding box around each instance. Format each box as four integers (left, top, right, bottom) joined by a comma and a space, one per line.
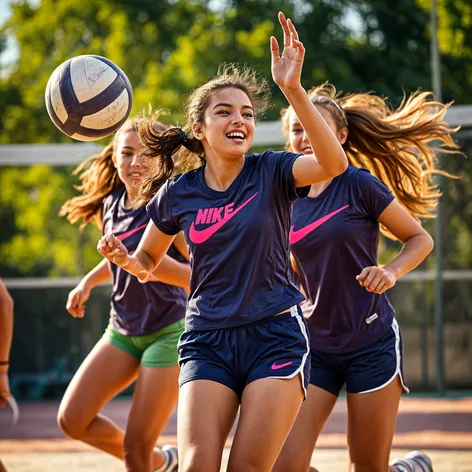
271, 13, 348, 187
356, 200, 434, 294
66, 258, 111, 318
151, 255, 190, 292
0, 280, 13, 369
98, 221, 177, 282
173, 231, 190, 262
0, 279, 13, 407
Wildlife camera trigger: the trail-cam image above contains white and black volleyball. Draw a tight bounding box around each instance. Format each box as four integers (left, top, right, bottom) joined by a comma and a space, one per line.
45, 55, 133, 141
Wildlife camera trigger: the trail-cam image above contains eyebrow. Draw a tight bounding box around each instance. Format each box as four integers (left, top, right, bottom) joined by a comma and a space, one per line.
213, 102, 254, 111
120, 146, 136, 151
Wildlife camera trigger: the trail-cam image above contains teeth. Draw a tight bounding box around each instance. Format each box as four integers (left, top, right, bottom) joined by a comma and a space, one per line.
227, 132, 245, 139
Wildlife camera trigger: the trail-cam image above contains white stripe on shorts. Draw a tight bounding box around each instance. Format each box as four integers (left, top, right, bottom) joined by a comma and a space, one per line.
267, 305, 310, 398
358, 318, 409, 394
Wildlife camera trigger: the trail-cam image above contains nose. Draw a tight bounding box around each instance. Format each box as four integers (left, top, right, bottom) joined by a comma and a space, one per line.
130, 153, 143, 168
232, 113, 244, 126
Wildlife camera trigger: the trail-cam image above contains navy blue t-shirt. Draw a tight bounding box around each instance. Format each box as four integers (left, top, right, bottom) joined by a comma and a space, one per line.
290, 166, 396, 353
103, 188, 187, 336
146, 150, 309, 331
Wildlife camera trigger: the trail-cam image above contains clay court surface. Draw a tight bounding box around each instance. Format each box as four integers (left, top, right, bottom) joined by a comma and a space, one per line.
1, 396, 472, 471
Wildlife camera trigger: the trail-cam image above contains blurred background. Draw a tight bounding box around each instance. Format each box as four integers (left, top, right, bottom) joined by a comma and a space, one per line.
0, 0, 471, 404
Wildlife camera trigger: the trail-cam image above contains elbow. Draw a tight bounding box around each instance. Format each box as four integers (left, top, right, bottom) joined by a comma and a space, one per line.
425, 233, 434, 255
329, 158, 348, 178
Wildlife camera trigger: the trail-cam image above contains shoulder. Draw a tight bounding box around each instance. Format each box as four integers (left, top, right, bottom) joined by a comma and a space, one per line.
246, 149, 302, 169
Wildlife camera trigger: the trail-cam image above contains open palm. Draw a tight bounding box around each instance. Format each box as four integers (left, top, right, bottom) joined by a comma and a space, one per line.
271, 12, 305, 91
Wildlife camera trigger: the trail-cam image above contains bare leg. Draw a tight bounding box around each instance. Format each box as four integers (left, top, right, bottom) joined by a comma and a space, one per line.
178, 380, 240, 472
273, 384, 338, 472
347, 376, 403, 472
57, 339, 139, 459
228, 376, 304, 472
123, 365, 180, 472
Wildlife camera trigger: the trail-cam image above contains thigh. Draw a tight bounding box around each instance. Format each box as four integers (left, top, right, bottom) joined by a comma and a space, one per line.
347, 375, 403, 471
125, 365, 180, 445
273, 384, 338, 472
228, 376, 304, 472
58, 339, 139, 427
178, 379, 239, 472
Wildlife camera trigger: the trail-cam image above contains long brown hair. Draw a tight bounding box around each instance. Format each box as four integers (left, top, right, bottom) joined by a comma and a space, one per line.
138, 64, 271, 203
281, 83, 460, 238
60, 117, 168, 229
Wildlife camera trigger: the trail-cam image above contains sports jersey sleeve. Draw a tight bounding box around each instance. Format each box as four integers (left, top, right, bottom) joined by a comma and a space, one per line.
146, 180, 181, 235
264, 150, 310, 202
355, 168, 395, 220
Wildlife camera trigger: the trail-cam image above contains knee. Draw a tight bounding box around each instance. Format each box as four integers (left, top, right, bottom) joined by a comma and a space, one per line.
57, 407, 86, 439
123, 434, 154, 469
273, 454, 310, 472
178, 448, 221, 472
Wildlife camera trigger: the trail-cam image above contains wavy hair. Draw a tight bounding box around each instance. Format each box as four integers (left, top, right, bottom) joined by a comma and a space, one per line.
281, 83, 461, 238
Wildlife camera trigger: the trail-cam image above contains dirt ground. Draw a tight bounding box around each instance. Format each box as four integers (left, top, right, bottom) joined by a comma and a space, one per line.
1, 396, 472, 471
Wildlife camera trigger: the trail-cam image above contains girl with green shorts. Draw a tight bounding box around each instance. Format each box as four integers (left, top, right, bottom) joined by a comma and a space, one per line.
58, 117, 191, 472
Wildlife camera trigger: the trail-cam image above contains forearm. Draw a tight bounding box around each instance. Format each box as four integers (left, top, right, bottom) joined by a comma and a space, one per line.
0, 296, 13, 372
120, 250, 163, 281
282, 86, 347, 175
385, 233, 434, 280
81, 258, 112, 288
152, 256, 191, 291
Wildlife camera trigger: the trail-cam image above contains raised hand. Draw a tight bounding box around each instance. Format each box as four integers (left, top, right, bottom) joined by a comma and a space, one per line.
271, 12, 306, 92
97, 233, 129, 267
356, 266, 396, 294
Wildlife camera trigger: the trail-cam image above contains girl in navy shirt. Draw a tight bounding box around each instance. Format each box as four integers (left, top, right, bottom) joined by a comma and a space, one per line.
274, 83, 459, 472
59, 117, 191, 472
98, 13, 348, 472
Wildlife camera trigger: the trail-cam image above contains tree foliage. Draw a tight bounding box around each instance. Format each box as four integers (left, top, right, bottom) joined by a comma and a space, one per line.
0, 0, 470, 276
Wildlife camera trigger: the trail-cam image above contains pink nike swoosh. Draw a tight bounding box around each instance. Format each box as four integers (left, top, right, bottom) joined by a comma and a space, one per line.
271, 361, 293, 370
189, 192, 259, 244
116, 224, 147, 241
290, 205, 350, 244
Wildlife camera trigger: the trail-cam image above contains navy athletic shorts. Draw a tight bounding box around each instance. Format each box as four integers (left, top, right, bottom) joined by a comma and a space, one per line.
178, 306, 311, 401
309, 319, 409, 396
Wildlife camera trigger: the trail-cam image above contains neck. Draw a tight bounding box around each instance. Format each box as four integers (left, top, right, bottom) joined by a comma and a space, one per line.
124, 189, 138, 209
204, 154, 246, 191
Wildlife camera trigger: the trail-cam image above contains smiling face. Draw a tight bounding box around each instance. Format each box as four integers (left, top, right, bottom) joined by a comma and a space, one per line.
288, 105, 348, 155
113, 130, 148, 200
193, 87, 256, 161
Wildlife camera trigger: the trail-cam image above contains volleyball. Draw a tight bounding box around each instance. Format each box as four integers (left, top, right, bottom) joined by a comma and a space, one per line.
45, 55, 133, 141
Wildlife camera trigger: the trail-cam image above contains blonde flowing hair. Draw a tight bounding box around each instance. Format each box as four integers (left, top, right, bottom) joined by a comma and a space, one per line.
60, 117, 169, 229
281, 83, 461, 238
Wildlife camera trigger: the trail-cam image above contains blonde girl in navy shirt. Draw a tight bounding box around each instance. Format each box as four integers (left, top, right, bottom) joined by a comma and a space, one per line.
59, 117, 192, 472
274, 84, 459, 472
97, 13, 348, 472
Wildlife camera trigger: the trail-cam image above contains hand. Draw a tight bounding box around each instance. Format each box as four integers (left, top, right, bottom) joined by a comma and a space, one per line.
0, 373, 10, 408
356, 266, 396, 294
66, 281, 91, 318
271, 12, 305, 92
97, 233, 129, 267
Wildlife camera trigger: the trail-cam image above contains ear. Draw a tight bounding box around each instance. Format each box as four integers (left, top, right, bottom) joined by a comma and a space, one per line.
192, 122, 203, 140
111, 153, 117, 167
339, 127, 349, 145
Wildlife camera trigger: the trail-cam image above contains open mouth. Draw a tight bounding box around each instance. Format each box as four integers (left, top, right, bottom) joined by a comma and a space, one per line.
226, 131, 246, 142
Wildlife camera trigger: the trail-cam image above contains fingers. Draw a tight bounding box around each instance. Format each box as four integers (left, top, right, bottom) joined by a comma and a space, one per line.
278, 11, 290, 47
97, 234, 126, 261
356, 267, 395, 294
270, 36, 280, 63
287, 18, 299, 41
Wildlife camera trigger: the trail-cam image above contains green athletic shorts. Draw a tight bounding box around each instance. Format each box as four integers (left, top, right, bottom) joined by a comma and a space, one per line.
103, 319, 185, 368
